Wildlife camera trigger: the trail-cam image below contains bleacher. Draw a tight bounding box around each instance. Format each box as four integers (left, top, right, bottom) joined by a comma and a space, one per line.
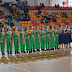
12, 5, 72, 28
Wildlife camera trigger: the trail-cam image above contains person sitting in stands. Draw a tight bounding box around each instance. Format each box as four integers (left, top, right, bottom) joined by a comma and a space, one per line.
20, 9, 24, 15
22, 14, 26, 21
26, 14, 30, 21
36, 5, 40, 10
53, 17, 57, 22
61, 13, 68, 18
10, 21, 14, 27
51, 13, 54, 17
41, 17, 48, 23
8, 18, 11, 24
38, 10, 42, 15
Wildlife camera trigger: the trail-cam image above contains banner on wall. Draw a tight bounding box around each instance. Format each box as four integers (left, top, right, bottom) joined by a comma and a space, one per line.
63, 2, 67, 5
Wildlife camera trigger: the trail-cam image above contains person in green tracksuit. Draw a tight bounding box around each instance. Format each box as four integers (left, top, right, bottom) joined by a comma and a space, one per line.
6, 27, 13, 54
45, 29, 49, 50
41, 27, 46, 51
0, 28, 5, 55
20, 28, 26, 53
31, 26, 36, 52
25, 31, 29, 53
28, 30, 33, 53
54, 26, 59, 49
35, 26, 41, 52
25, 27, 30, 53
48, 25, 55, 49
13, 27, 20, 54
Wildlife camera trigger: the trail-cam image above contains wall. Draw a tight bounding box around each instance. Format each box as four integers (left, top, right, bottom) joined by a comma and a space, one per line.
2, 0, 17, 3
37, 0, 50, 6
50, 0, 67, 6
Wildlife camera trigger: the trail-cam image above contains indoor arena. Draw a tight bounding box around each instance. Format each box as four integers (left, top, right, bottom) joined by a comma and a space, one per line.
0, 0, 72, 72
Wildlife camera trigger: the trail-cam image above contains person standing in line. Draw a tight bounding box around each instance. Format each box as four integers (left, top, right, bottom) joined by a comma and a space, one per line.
20, 28, 26, 53
67, 26, 71, 48
0, 28, 5, 55
41, 27, 46, 51
25, 27, 29, 53
59, 25, 64, 49
54, 26, 59, 49
63, 25, 69, 48
13, 27, 20, 54
6, 27, 13, 54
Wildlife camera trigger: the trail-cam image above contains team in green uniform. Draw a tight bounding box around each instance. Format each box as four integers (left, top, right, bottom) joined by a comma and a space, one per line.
0, 26, 59, 55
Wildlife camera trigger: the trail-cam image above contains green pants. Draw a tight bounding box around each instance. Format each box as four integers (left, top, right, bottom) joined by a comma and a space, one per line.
7, 39, 12, 52
36, 35, 40, 49
25, 36, 29, 51
14, 37, 19, 51
48, 34, 53, 48
41, 36, 46, 49
1, 42, 5, 53
33, 42, 36, 49
20, 37, 25, 51
55, 35, 59, 47
46, 34, 48, 49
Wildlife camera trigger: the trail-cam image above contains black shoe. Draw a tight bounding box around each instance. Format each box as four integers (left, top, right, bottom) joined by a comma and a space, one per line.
27, 51, 28, 53
33, 49, 36, 52
7, 52, 9, 54
29, 51, 31, 53
21, 51, 23, 53
10, 52, 12, 54
51, 48, 54, 50
37, 49, 40, 52
15, 51, 17, 54
57, 47, 59, 49
23, 51, 26, 53
55, 47, 56, 49
2, 53, 5, 55
46, 49, 50, 50
17, 51, 20, 54
42, 49, 45, 51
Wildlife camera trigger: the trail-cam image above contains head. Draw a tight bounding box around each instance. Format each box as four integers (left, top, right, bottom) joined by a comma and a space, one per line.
37, 26, 39, 30
27, 27, 30, 31
21, 28, 24, 31
61, 25, 63, 29
55, 26, 57, 30
47, 26, 50, 29
51, 25, 54, 29
8, 27, 11, 31
65, 25, 67, 29
15, 27, 18, 31
42, 27, 44, 30
68, 25, 70, 29
1, 28, 4, 32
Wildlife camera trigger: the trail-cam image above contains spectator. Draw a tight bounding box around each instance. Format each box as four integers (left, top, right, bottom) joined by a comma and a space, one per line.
51, 13, 54, 17
55, 4, 57, 8
36, 5, 40, 10
41, 17, 48, 23
10, 21, 14, 27
57, 4, 60, 8
38, 10, 42, 15
22, 14, 26, 21
8, 18, 11, 24
42, 3, 45, 8
40, 3, 42, 8
60, 12, 68, 18
26, 14, 30, 21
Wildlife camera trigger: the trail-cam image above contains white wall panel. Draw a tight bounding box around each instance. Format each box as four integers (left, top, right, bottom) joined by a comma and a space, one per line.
50, 0, 67, 6
2, 0, 17, 3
